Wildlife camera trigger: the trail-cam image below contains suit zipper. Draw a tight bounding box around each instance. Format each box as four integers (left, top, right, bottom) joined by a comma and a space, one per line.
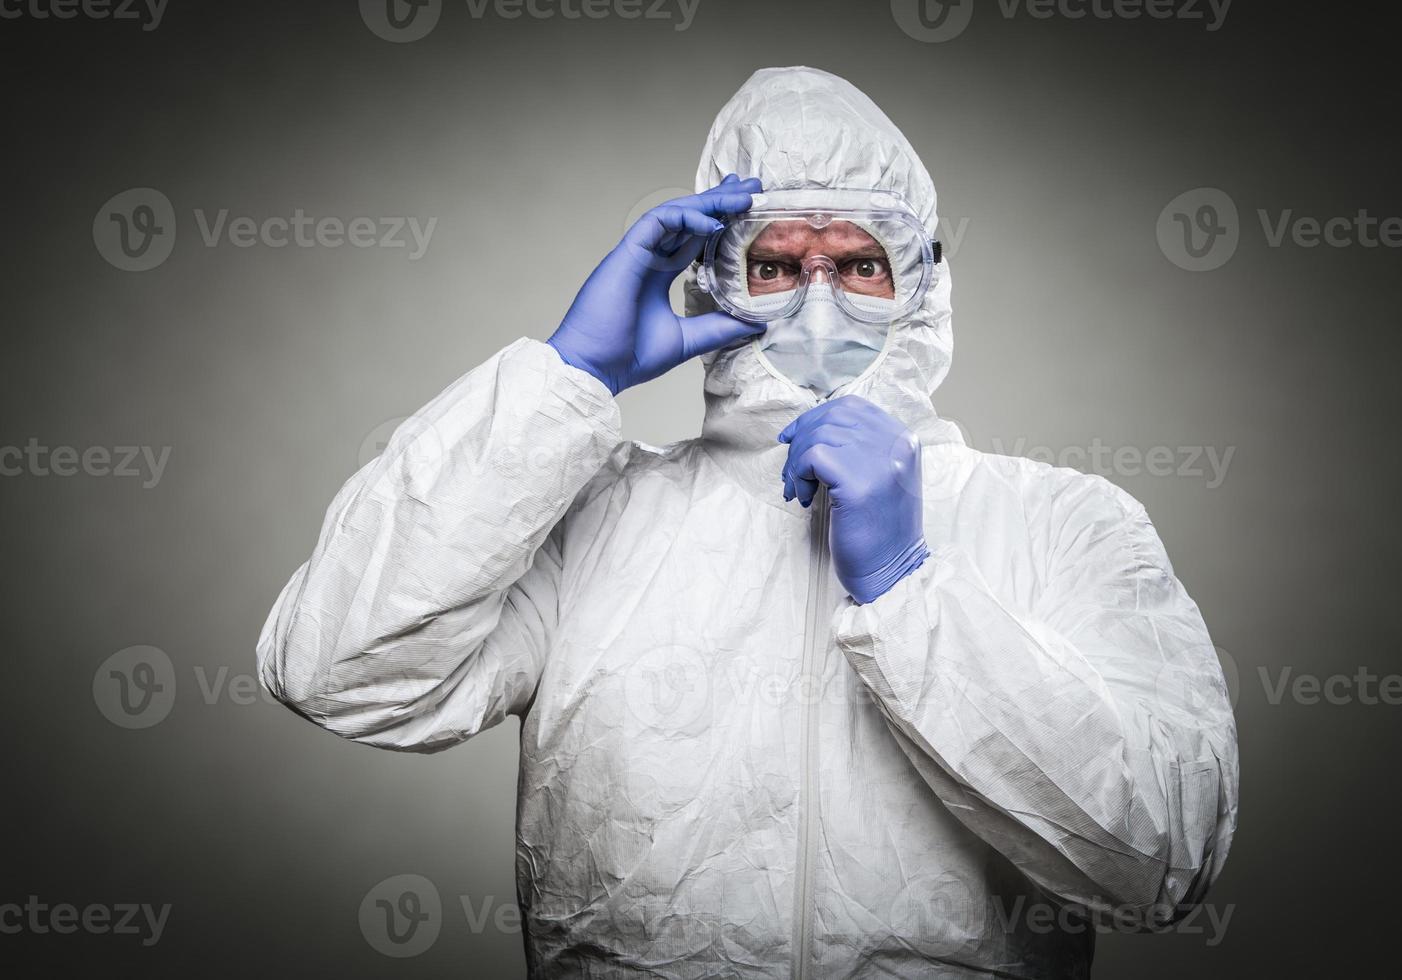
793, 485, 828, 980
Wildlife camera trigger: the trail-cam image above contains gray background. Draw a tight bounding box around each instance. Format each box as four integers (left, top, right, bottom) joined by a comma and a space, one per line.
3, 0, 1398, 975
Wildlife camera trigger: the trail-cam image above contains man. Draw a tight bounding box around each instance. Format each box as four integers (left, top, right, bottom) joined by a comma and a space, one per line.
258, 66, 1238, 978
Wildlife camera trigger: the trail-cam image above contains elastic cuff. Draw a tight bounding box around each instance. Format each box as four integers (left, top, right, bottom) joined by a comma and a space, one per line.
546, 338, 617, 397
848, 539, 931, 605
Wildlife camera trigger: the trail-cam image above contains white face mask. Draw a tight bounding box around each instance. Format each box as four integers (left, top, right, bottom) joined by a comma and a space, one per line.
756, 284, 895, 396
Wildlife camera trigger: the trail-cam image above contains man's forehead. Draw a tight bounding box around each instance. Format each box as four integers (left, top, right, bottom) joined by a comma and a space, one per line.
749, 220, 883, 255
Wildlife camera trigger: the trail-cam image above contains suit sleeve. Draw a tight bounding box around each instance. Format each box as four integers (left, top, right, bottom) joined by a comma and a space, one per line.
833, 477, 1239, 917
256, 338, 620, 752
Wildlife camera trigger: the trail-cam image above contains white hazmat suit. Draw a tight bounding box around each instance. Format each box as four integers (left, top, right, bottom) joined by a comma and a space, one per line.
258, 66, 1238, 978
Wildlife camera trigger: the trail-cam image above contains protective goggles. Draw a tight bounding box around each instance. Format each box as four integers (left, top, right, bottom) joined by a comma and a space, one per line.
697, 188, 941, 325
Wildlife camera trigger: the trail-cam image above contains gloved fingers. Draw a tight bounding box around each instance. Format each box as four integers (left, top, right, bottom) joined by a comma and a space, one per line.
667, 177, 762, 219
782, 423, 852, 475
814, 395, 886, 430
649, 233, 706, 276
679, 311, 765, 360
781, 426, 853, 504
778, 408, 817, 445
625, 205, 725, 255
778, 412, 805, 444
777, 399, 866, 445
692, 190, 760, 219
623, 181, 761, 267
786, 442, 844, 508
787, 471, 818, 506
696, 174, 762, 197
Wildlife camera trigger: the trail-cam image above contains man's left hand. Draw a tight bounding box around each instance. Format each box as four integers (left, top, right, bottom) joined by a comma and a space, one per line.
779, 396, 930, 604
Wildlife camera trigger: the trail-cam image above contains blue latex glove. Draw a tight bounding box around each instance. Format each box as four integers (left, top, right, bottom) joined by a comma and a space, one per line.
779, 396, 930, 605
548, 175, 765, 396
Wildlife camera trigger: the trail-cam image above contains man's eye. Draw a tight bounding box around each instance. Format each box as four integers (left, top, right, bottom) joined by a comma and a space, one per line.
851, 258, 887, 278
751, 261, 784, 280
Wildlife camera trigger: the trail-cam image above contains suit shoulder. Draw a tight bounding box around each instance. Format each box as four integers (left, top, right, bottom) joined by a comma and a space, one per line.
569, 437, 704, 510
954, 444, 1148, 523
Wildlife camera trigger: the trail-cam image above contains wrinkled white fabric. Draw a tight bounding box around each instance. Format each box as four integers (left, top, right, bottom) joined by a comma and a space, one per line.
757, 285, 895, 395
257, 66, 1238, 979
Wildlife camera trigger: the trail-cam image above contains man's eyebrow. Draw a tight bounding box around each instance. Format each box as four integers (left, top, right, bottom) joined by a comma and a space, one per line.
831, 245, 888, 258
746, 247, 803, 260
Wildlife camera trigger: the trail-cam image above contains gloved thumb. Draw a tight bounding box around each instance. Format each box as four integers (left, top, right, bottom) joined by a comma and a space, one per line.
680, 311, 765, 359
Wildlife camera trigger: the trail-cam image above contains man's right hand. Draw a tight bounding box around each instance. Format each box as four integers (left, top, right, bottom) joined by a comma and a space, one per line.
547, 175, 764, 396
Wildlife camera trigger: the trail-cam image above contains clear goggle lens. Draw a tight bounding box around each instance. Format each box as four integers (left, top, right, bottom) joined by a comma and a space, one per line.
700, 189, 938, 324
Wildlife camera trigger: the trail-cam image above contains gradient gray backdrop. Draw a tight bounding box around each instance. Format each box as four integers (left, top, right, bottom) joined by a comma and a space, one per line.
3, 0, 1398, 975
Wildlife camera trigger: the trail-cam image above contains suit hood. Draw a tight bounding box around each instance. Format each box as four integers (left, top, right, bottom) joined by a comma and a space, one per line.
686, 67, 958, 467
